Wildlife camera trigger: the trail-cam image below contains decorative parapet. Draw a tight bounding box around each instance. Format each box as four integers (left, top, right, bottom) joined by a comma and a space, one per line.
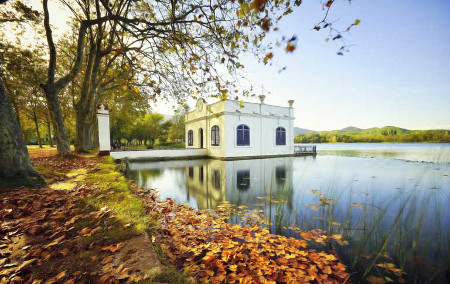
259, 95, 266, 104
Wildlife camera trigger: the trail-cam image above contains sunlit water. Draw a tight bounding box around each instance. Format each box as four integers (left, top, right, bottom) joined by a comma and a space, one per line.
128, 143, 450, 283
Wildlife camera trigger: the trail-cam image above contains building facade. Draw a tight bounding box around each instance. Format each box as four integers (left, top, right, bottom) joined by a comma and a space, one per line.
185, 96, 295, 159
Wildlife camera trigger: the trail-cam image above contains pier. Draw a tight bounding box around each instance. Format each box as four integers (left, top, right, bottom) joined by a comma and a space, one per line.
294, 145, 317, 155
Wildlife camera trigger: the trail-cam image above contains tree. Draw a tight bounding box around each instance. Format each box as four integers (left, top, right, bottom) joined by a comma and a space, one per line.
39, 0, 120, 155
0, 0, 43, 186
45, 0, 302, 153
142, 113, 164, 149
5, 47, 48, 148
0, 77, 43, 186
168, 107, 186, 142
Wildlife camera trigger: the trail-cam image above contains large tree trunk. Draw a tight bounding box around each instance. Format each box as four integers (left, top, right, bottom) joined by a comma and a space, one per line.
74, 111, 88, 152
92, 118, 99, 148
32, 110, 43, 148
45, 113, 54, 146
43, 87, 71, 155
74, 107, 96, 152
0, 77, 43, 187
41, 0, 99, 156
74, 40, 101, 153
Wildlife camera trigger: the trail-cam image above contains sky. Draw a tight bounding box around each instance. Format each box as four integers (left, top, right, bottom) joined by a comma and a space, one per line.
28, 0, 450, 131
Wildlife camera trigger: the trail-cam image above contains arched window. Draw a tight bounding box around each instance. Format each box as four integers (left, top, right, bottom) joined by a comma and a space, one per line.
199, 166, 204, 184
276, 166, 286, 188
212, 170, 221, 189
188, 166, 194, 179
276, 127, 286, 145
236, 124, 250, 146
211, 125, 220, 146
237, 170, 250, 190
188, 130, 193, 146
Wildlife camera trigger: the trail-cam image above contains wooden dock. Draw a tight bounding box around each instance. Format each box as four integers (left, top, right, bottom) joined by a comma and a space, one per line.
294, 145, 317, 155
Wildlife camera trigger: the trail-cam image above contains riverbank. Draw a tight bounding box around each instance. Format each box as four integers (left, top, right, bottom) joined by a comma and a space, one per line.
1, 148, 350, 283
1, 149, 186, 283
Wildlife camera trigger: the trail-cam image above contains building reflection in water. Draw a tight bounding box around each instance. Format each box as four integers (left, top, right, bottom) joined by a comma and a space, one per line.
184, 158, 294, 210
127, 158, 294, 211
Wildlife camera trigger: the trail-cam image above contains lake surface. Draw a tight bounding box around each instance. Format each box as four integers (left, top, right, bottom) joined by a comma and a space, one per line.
128, 143, 450, 283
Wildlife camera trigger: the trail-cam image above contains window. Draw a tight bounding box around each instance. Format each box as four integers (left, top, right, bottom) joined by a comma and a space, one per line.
236, 124, 250, 146
276, 166, 286, 188
237, 170, 250, 190
212, 170, 221, 189
276, 127, 286, 145
188, 167, 194, 179
199, 166, 204, 184
211, 125, 220, 146
188, 130, 193, 146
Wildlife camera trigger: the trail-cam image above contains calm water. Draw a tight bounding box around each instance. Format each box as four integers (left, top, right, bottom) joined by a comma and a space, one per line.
128, 143, 450, 283
316, 142, 450, 163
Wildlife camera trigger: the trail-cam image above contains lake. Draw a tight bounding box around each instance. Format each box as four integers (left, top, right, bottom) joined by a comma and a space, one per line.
128, 143, 450, 283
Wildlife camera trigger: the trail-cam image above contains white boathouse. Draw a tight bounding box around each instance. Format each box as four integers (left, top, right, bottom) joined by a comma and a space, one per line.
184, 96, 295, 159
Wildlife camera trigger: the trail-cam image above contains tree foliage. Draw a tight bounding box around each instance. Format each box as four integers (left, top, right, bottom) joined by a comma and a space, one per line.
295, 129, 450, 143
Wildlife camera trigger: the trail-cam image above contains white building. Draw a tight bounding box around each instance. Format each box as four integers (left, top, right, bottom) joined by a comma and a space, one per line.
185, 96, 295, 159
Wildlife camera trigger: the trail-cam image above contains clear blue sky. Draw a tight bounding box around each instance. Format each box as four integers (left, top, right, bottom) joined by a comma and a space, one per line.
30, 0, 450, 131
234, 0, 450, 131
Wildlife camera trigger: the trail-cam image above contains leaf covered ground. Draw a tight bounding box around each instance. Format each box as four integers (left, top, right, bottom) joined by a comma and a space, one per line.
1, 152, 185, 283
139, 193, 350, 284
1, 149, 350, 283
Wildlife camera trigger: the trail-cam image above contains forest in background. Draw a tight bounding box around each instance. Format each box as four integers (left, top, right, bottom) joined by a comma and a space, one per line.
294, 126, 450, 143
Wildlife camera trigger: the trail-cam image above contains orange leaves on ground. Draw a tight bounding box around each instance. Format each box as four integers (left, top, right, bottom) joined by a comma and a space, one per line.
0, 156, 138, 283
151, 199, 349, 283
101, 243, 123, 253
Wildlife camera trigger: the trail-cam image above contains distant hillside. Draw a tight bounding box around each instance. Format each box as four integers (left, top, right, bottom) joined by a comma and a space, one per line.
352, 126, 410, 135
294, 126, 450, 143
338, 126, 361, 133
294, 127, 315, 135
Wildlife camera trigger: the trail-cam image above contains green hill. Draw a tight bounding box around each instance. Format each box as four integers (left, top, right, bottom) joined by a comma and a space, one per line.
294, 126, 450, 143
338, 126, 362, 133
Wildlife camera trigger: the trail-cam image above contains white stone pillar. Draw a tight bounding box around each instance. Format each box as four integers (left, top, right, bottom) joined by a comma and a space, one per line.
97, 104, 111, 156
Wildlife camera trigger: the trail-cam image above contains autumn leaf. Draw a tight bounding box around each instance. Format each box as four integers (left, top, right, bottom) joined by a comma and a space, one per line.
285, 43, 296, 53
101, 243, 123, 253
80, 227, 92, 236
263, 52, 274, 64
17, 259, 36, 272
102, 256, 114, 264
366, 275, 386, 284
250, 0, 266, 11
54, 271, 67, 281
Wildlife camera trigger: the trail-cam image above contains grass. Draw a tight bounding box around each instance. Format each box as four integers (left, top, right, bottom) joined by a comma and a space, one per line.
82, 158, 154, 233
25, 153, 188, 283
78, 156, 189, 283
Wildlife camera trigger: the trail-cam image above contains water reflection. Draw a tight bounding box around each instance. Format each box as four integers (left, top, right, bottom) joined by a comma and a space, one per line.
128, 154, 450, 283
146, 158, 296, 210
